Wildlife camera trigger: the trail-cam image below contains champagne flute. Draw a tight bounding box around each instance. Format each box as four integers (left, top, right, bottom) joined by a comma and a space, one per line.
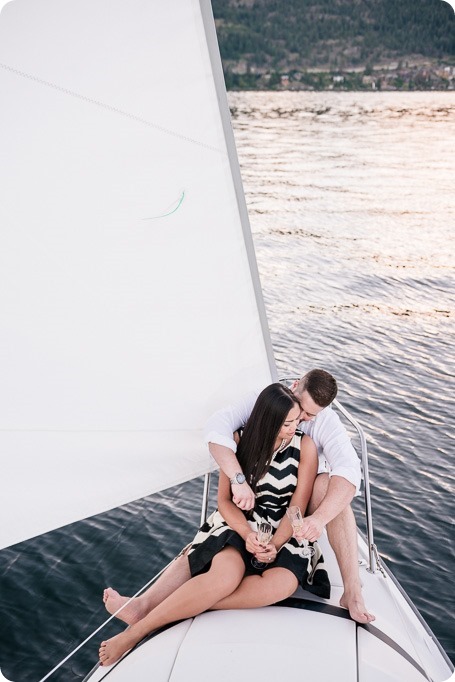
286, 505, 315, 558
251, 521, 273, 569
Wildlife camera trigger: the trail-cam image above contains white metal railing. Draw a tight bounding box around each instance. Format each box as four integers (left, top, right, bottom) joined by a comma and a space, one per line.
200, 471, 212, 526
332, 398, 378, 573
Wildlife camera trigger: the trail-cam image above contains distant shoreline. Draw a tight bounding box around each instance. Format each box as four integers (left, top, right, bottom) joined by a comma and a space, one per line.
224, 65, 455, 92
222, 58, 455, 92
226, 88, 455, 93
227, 85, 454, 92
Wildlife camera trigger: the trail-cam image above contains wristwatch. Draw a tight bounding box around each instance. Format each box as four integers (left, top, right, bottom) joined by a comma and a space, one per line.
230, 472, 246, 485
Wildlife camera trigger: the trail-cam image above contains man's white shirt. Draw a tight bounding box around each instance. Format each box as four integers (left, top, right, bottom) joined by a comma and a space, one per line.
204, 390, 361, 493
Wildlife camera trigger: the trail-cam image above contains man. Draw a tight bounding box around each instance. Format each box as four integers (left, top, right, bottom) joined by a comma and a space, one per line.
103, 369, 375, 624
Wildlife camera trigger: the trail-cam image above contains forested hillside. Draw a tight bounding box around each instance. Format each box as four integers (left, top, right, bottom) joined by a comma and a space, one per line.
211, 0, 455, 90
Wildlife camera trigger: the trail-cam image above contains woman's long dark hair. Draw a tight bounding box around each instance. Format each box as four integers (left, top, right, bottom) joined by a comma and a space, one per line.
236, 383, 300, 492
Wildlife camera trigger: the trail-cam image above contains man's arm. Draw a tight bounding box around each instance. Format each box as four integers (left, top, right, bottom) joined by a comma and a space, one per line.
312, 408, 362, 492
204, 391, 258, 511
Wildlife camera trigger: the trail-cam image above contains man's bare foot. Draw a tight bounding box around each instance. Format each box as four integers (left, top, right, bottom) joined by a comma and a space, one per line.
99, 630, 137, 667
103, 587, 145, 625
340, 591, 375, 623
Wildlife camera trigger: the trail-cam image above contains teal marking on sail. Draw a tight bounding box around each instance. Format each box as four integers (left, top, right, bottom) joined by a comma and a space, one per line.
144, 191, 185, 220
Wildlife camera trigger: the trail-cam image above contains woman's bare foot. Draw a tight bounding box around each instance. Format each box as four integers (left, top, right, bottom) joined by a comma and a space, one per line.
103, 587, 145, 625
340, 590, 375, 623
99, 630, 138, 667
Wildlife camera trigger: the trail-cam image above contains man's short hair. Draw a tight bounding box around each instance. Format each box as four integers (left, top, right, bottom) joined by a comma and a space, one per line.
301, 369, 338, 408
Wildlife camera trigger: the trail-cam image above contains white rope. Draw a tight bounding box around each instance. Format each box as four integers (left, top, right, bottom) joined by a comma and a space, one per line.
36, 551, 186, 682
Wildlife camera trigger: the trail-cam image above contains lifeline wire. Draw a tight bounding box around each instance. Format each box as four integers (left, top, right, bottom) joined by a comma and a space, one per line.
36, 553, 184, 682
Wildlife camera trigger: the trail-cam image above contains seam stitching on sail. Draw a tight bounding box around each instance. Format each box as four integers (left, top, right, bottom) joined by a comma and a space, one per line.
0, 62, 223, 153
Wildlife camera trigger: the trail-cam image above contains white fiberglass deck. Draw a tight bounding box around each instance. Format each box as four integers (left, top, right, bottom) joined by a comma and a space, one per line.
84, 532, 453, 682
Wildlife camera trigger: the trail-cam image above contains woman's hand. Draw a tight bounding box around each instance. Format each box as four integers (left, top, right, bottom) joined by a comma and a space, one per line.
255, 541, 277, 564
246, 533, 278, 564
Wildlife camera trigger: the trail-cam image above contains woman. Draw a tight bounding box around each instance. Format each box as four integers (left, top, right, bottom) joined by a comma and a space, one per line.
99, 383, 330, 666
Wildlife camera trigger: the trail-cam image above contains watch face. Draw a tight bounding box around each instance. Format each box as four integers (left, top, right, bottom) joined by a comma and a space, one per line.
236, 473, 246, 484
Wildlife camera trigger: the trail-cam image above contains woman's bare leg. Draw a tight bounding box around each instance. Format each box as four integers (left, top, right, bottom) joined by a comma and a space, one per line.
103, 553, 192, 624
211, 567, 298, 610
99, 547, 245, 666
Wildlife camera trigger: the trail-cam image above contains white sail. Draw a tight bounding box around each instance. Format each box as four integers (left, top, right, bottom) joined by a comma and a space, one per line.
0, 0, 276, 549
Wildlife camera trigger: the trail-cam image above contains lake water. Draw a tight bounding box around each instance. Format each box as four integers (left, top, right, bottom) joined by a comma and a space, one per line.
0, 91, 454, 681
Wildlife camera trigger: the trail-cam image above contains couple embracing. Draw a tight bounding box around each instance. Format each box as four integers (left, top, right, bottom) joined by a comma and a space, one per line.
100, 369, 374, 666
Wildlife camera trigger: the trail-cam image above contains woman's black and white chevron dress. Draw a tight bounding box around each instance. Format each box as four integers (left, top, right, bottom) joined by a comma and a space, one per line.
188, 432, 330, 598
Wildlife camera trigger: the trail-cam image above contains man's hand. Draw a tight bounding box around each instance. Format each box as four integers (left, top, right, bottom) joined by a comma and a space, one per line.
294, 513, 324, 542
208, 443, 256, 510
232, 481, 255, 510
